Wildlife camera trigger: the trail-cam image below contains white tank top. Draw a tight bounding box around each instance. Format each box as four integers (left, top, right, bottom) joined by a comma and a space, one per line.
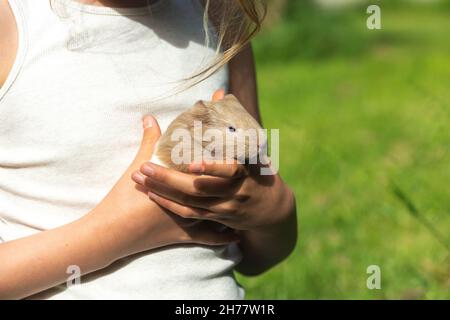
0, 0, 243, 299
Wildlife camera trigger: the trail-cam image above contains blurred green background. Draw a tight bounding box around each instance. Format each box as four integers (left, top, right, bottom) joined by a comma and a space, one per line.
236, 0, 450, 299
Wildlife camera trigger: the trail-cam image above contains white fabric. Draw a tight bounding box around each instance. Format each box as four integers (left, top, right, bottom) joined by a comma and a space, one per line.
0, 0, 243, 299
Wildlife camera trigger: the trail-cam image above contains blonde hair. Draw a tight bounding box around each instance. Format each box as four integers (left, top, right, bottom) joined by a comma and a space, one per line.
189, 0, 266, 86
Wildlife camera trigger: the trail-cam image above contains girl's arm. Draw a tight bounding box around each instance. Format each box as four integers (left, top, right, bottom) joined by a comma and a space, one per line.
229, 44, 298, 275
228, 44, 262, 123
0, 2, 110, 298
135, 45, 298, 276
0, 120, 160, 299
0, 211, 118, 299
0, 117, 238, 299
0, 3, 96, 298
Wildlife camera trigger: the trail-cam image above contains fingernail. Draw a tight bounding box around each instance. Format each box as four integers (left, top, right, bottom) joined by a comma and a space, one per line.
143, 116, 153, 129
148, 192, 158, 200
190, 163, 204, 174
131, 172, 145, 185
142, 163, 154, 176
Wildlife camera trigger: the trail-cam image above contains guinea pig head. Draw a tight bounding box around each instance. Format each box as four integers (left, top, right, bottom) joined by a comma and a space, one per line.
190, 94, 266, 163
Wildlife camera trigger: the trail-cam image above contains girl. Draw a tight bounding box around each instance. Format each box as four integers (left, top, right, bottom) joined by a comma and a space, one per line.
0, 0, 297, 299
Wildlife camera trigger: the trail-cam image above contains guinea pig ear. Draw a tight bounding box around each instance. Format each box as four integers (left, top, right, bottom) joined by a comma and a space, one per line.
192, 100, 209, 110
191, 100, 213, 118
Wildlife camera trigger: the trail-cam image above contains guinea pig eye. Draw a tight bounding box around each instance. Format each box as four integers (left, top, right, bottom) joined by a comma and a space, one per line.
228, 126, 236, 132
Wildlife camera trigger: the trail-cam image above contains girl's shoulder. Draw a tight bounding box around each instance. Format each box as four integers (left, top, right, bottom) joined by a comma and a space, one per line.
0, 1, 18, 88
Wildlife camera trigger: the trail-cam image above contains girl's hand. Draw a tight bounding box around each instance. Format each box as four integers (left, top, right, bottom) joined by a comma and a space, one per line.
0, 115, 239, 300
87, 115, 240, 263
132, 87, 297, 275
131, 90, 297, 275
131, 90, 293, 233
132, 156, 297, 276
131, 161, 293, 232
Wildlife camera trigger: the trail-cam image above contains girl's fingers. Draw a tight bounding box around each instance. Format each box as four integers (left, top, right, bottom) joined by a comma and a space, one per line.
189, 161, 247, 179
142, 178, 221, 208
143, 179, 238, 214
133, 115, 161, 165
132, 172, 240, 214
148, 191, 217, 220
139, 163, 240, 197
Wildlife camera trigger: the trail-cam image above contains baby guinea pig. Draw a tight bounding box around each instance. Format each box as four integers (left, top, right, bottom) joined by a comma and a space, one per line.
153, 94, 266, 173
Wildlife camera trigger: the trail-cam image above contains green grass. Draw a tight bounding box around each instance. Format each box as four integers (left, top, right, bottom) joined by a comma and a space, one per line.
236, 4, 450, 299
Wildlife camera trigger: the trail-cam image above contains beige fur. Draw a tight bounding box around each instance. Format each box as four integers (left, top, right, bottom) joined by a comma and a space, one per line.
156, 94, 264, 172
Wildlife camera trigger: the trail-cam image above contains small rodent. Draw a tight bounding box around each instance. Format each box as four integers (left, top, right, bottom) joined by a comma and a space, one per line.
153, 94, 265, 172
